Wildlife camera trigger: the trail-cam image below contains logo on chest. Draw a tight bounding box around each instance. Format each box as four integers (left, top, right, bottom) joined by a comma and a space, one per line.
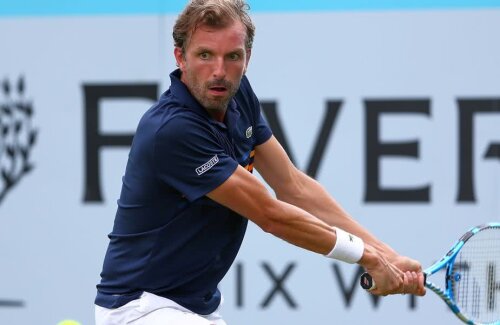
245, 126, 253, 138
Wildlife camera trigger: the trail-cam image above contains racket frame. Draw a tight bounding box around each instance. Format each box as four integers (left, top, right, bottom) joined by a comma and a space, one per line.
424, 222, 500, 325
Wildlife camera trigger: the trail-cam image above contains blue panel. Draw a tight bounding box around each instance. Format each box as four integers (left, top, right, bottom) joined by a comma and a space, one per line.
1, 0, 500, 17
249, 0, 500, 12
0, 0, 182, 16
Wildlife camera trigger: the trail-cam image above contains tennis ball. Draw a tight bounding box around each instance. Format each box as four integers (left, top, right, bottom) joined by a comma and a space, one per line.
57, 320, 82, 325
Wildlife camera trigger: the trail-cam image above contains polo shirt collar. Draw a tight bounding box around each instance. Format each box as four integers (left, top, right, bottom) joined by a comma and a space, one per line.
169, 69, 240, 130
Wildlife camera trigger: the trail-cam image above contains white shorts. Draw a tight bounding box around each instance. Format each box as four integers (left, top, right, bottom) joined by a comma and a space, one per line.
95, 292, 227, 325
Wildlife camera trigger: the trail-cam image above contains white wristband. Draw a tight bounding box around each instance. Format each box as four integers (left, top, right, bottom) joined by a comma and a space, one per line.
325, 227, 365, 264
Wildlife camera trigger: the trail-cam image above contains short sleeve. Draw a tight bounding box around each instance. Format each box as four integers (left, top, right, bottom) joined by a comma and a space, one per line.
155, 115, 239, 202
255, 111, 272, 146
238, 75, 272, 146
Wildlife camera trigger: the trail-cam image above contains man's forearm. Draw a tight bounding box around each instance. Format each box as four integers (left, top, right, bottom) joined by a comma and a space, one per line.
276, 170, 398, 259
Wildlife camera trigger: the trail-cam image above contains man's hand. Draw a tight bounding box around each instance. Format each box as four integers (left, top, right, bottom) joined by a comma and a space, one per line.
390, 255, 426, 296
359, 245, 426, 296
391, 255, 422, 273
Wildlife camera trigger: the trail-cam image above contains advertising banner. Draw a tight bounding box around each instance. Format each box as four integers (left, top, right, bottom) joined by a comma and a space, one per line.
1, 1, 499, 324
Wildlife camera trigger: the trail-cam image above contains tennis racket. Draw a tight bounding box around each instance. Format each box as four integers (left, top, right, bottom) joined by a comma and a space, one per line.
360, 222, 500, 325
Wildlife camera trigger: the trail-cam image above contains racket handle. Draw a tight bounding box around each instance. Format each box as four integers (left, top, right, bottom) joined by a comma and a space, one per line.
360, 272, 376, 290
360, 272, 428, 291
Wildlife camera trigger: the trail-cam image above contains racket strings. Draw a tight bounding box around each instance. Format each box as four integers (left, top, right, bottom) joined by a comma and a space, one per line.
452, 226, 500, 323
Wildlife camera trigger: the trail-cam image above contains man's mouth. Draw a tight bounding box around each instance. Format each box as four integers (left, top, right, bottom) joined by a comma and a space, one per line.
207, 79, 232, 96
208, 85, 228, 95
210, 86, 227, 91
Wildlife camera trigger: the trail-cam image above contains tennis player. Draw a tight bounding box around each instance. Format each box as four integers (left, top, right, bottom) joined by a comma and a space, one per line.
95, 0, 426, 324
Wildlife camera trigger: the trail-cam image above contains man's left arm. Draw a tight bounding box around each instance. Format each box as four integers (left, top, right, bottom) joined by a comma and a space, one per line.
254, 136, 420, 272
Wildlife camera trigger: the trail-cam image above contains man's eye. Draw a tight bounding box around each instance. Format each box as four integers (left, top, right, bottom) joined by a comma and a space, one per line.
199, 52, 210, 59
228, 53, 240, 60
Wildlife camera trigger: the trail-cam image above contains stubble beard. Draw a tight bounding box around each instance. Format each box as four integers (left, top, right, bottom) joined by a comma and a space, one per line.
186, 73, 240, 113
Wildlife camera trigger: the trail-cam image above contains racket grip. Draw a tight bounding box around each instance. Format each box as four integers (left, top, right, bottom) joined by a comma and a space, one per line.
360, 272, 428, 291
360, 272, 376, 290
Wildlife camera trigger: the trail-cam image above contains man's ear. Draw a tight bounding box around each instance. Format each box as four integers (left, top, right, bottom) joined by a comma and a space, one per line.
174, 47, 185, 70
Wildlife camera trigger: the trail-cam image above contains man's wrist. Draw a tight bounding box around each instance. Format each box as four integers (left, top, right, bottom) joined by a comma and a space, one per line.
358, 244, 383, 269
325, 227, 364, 264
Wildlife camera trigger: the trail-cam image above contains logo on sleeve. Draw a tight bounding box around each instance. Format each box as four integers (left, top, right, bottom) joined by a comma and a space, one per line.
196, 155, 219, 176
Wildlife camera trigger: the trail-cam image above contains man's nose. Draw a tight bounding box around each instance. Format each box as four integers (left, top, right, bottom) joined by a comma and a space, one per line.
212, 57, 226, 79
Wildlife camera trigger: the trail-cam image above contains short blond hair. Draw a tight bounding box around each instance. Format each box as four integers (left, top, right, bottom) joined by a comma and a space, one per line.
173, 0, 255, 52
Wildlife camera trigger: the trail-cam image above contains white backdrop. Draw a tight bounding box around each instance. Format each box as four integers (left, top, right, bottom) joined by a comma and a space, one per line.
0, 3, 499, 325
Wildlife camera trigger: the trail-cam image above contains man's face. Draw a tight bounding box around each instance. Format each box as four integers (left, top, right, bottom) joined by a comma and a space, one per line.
175, 20, 250, 118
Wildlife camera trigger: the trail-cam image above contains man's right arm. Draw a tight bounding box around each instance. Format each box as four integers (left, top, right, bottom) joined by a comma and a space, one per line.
206, 165, 421, 296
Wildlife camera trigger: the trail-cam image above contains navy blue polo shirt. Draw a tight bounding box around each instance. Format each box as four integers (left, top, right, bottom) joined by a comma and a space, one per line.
95, 69, 272, 315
